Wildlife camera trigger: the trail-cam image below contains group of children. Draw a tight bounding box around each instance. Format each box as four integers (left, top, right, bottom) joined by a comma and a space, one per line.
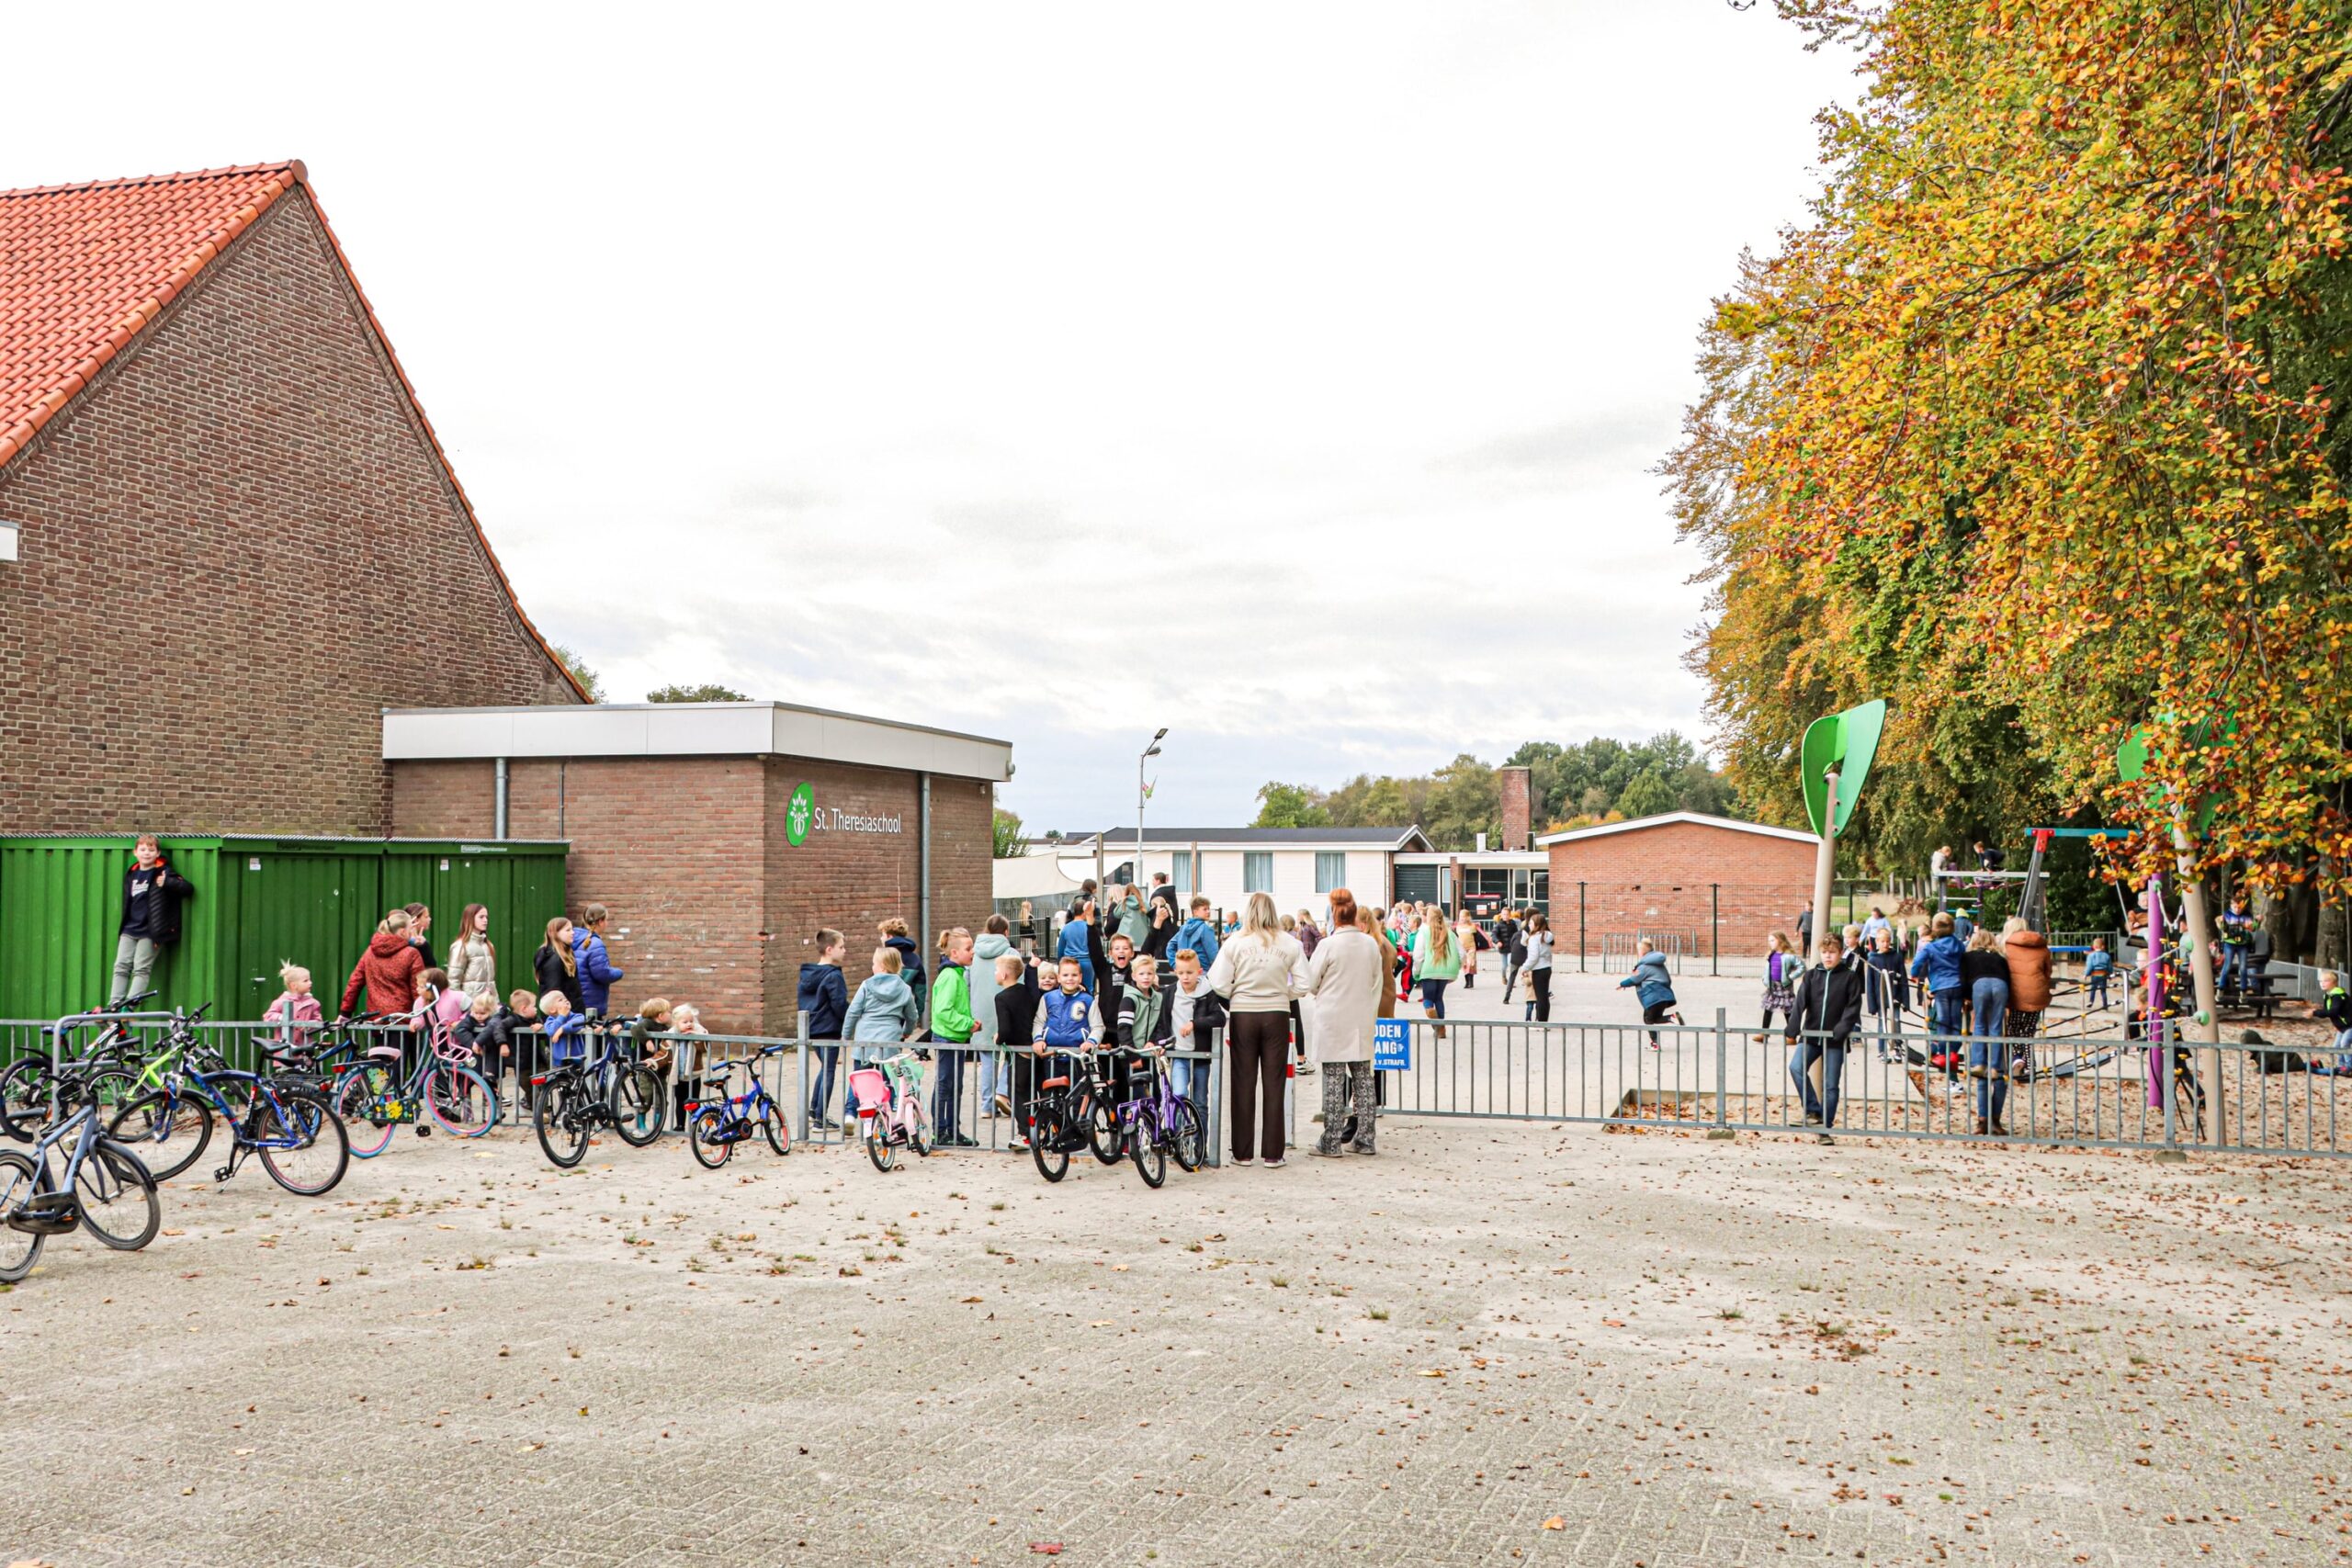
803, 911, 1230, 1154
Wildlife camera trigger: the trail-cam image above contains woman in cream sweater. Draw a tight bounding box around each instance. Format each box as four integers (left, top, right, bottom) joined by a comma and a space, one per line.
1207, 892, 1307, 1168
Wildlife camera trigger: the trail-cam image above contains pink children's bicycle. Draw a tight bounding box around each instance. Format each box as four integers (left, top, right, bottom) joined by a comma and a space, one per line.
850, 1049, 930, 1172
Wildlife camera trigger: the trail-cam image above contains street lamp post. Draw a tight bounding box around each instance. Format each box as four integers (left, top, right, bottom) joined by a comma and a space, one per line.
1138, 728, 1167, 895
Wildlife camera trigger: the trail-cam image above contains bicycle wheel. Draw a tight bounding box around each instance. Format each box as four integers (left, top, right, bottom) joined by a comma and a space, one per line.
257, 1089, 349, 1197
866, 1122, 898, 1173
76, 1141, 161, 1250
910, 1111, 933, 1158
82, 1069, 140, 1124
535, 1078, 593, 1168
334, 1069, 398, 1159
760, 1101, 790, 1156
1129, 1112, 1167, 1188
0, 1152, 41, 1282
425, 1066, 497, 1138
610, 1067, 666, 1147
0, 1056, 54, 1143
1088, 1096, 1125, 1166
1167, 1099, 1204, 1173
688, 1106, 732, 1169
108, 1089, 214, 1183
1031, 1116, 1069, 1181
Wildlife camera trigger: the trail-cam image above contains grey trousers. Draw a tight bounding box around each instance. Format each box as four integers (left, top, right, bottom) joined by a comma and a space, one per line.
1317, 1060, 1376, 1153
109, 932, 159, 1005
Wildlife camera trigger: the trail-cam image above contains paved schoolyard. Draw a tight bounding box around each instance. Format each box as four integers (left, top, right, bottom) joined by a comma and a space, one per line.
5, 1110, 2347, 1567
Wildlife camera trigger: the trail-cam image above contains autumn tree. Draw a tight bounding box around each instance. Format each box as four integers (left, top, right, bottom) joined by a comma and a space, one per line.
1671, 0, 2352, 956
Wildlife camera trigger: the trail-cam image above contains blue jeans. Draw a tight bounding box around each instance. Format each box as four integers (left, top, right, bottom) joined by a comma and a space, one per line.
808, 1043, 842, 1121
1789, 1039, 1847, 1126
1419, 977, 1450, 1020
931, 1040, 967, 1137
1930, 990, 1966, 1072
2086, 975, 2110, 1010
1970, 976, 2010, 1124
2219, 946, 2249, 991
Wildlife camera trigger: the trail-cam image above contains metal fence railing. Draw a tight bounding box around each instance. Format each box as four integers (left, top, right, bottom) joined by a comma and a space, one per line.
0, 1016, 1229, 1163
1368, 1013, 2352, 1157
7, 1010, 2341, 1162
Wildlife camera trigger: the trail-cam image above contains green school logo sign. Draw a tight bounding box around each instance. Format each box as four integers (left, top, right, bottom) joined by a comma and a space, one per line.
785, 783, 815, 847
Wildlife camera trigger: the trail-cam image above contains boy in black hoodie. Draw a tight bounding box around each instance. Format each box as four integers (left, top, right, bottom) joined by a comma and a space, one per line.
800, 929, 850, 1129
993, 953, 1041, 1149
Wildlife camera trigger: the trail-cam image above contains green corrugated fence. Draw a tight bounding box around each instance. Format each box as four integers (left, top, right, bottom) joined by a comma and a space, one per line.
0, 835, 568, 1023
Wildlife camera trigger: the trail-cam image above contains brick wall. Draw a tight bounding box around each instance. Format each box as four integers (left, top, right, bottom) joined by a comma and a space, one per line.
391, 754, 995, 1036
0, 190, 577, 838
1498, 767, 1532, 852
1546, 820, 1815, 956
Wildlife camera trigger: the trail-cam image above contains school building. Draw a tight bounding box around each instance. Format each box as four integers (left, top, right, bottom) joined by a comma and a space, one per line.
0, 162, 1004, 1031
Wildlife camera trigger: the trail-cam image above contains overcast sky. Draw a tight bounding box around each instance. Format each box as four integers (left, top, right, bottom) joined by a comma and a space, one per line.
9, 3, 1853, 832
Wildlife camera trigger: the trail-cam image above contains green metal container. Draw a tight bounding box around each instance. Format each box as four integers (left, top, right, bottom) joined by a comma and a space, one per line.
0, 834, 567, 1023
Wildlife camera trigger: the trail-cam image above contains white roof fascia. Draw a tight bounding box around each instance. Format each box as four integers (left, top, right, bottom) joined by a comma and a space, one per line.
383, 703, 1012, 782
1533, 811, 1817, 848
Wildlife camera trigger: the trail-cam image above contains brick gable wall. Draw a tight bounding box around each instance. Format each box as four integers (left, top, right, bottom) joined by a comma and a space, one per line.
1546, 820, 1815, 957
0, 191, 576, 837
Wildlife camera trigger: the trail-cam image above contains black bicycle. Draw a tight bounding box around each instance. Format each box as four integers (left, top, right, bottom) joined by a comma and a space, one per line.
532, 1021, 667, 1168
1025, 1046, 1125, 1183
0, 993, 163, 1143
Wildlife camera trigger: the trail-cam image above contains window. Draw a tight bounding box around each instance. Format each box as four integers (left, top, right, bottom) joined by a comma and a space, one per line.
1315, 852, 1346, 894
1244, 852, 1273, 894
1170, 851, 1193, 891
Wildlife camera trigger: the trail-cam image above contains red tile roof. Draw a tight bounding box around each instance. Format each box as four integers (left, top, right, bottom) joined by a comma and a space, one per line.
0, 161, 586, 701
0, 162, 300, 468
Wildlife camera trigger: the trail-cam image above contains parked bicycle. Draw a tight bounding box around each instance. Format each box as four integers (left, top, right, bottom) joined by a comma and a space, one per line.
1116, 1044, 1204, 1188
0, 992, 164, 1143
0, 1059, 160, 1282
531, 1020, 667, 1168
331, 1006, 499, 1158
850, 1049, 930, 1172
684, 1045, 792, 1168
1023, 1046, 1124, 1183
107, 1010, 349, 1195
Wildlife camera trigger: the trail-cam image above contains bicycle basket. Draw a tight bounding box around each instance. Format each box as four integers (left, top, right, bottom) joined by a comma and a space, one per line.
6, 1190, 80, 1235
848, 1067, 891, 1116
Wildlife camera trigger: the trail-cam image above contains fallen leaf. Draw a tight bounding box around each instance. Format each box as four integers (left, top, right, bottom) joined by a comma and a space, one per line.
1543, 1517, 1566, 1530
961, 1295, 985, 1303
1028, 1546, 1064, 1557
517, 1442, 545, 1453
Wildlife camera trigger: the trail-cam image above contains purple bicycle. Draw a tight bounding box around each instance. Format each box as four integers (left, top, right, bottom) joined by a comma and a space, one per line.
1115, 1045, 1204, 1188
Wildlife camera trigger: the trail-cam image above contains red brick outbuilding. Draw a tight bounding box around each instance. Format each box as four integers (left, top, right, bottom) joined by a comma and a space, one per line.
1539, 812, 1816, 959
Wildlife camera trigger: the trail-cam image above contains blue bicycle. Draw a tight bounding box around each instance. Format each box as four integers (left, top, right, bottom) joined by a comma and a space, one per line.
684, 1044, 792, 1168
1, 1059, 160, 1280
107, 1013, 350, 1195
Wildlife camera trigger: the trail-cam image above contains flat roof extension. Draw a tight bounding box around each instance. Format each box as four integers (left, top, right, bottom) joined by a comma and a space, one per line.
383, 702, 1012, 783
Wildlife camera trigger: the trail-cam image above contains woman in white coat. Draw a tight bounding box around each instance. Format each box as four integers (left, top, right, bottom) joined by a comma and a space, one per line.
1304, 888, 1385, 1157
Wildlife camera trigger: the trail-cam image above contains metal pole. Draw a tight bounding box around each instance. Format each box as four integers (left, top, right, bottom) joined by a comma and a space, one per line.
493, 757, 509, 840
1709, 1007, 1732, 1137
1137, 750, 1148, 890
1809, 768, 1841, 963
2167, 803, 2225, 1146
919, 773, 933, 974
1711, 883, 1720, 976
1578, 882, 1587, 972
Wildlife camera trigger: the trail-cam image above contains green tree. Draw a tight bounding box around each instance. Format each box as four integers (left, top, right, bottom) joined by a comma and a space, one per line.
991, 807, 1026, 860
1252, 782, 1332, 829
647, 682, 749, 702
549, 644, 605, 703
1617, 770, 1679, 820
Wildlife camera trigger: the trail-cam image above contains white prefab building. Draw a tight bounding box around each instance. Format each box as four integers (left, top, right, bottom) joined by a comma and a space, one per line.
1071, 828, 1433, 914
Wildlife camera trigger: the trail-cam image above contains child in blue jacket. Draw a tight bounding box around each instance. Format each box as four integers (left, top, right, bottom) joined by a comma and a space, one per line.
1616, 941, 1682, 1050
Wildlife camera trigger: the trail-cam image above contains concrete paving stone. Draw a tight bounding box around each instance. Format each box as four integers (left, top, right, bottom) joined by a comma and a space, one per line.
2, 1106, 2346, 1566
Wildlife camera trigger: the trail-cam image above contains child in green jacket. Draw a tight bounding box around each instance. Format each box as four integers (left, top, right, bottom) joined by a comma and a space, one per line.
930, 928, 977, 1146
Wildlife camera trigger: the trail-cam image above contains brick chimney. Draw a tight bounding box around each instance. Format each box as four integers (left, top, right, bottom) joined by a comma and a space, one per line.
1498, 765, 1532, 852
